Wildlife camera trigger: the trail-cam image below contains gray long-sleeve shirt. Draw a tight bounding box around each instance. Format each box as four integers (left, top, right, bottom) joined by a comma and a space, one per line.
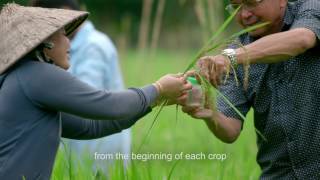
0, 58, 158, 180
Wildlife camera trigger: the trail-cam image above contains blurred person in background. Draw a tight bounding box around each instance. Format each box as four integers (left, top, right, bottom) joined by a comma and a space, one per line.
30, 0, 131, 175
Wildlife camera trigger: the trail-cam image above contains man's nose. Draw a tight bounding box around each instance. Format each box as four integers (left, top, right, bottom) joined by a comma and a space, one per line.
240, 8, 253, 19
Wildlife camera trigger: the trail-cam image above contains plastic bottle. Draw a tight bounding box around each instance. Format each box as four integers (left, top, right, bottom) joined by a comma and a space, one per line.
187, 77, 204, 107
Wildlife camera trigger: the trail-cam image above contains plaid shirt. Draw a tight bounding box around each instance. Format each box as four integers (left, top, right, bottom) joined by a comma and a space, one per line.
217, 0, 320, 179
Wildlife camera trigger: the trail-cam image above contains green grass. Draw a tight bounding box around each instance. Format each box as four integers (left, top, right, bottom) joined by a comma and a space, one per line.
52, 50, 260, 180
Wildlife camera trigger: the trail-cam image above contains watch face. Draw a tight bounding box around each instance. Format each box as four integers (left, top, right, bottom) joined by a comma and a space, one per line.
223, 49, 236, 56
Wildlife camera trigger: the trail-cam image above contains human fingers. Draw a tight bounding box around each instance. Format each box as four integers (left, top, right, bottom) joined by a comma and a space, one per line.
180, 81, 192, 91
169, 73, 184, 78
176, 93, 188, 106
184, 70, 196, 78
182, 106, 199, 114
197, 57, 212, 80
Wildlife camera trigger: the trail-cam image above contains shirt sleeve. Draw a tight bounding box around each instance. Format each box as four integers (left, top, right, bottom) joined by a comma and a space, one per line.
291, 0, 320, 40
60, 107, 151, 140
17, 61, 158, 121
216, 69, 251, 122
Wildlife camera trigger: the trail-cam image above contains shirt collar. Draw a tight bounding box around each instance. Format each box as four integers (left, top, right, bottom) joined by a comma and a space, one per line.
282, 2, 296, 31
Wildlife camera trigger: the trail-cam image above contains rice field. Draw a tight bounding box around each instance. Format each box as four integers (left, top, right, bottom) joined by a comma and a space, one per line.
52, 50, 260, 180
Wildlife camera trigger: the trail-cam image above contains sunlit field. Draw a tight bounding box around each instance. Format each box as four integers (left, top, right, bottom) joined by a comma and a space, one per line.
52, 50, 260, 180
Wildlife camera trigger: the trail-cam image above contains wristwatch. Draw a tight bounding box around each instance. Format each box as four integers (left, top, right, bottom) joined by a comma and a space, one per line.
221, 48, 238, 69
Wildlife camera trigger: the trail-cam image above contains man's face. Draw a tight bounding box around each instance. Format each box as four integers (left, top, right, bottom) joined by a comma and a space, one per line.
230, 0, 287, 38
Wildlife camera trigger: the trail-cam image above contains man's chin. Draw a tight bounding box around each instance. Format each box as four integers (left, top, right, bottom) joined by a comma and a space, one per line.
248, 28, 268, 38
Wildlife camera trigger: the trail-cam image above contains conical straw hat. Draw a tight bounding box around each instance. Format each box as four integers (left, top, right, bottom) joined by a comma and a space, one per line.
0, 3, 89, 74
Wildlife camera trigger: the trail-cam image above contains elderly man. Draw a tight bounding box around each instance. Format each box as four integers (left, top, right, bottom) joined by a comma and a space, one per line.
184, 0, 320, 179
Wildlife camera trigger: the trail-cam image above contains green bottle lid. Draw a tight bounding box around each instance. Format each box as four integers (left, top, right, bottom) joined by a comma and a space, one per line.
187, 76, 199, 85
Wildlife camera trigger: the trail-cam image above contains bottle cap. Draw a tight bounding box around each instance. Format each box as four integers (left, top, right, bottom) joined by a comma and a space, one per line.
187, 76, 199, 85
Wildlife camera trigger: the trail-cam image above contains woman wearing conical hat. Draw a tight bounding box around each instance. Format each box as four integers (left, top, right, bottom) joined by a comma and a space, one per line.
0, 3, 191, 179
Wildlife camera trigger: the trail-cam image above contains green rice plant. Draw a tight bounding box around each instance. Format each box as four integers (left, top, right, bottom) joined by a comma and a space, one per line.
107, 160, 127, 180
51, 6, 268, 180
138, 5, 268, 152
53, 141, 100, 180
52, 52, 261, 180
167, 159, 181, 180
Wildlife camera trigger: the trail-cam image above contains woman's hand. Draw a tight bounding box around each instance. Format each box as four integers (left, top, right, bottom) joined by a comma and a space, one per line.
153, 73, 192, 106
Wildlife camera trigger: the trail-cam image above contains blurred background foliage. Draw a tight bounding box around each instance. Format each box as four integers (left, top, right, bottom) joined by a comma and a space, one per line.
0, 0, 232, 52
0, 1, 298, 179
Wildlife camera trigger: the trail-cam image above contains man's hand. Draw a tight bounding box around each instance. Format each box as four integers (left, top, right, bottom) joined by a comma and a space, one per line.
182, 105, 214, 121
181, 103, 242, 143
197, 55, 229, 87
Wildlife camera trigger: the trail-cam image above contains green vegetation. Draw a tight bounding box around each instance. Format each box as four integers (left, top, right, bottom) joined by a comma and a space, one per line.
0, 1, 266, 179
52, 51, 260, 180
